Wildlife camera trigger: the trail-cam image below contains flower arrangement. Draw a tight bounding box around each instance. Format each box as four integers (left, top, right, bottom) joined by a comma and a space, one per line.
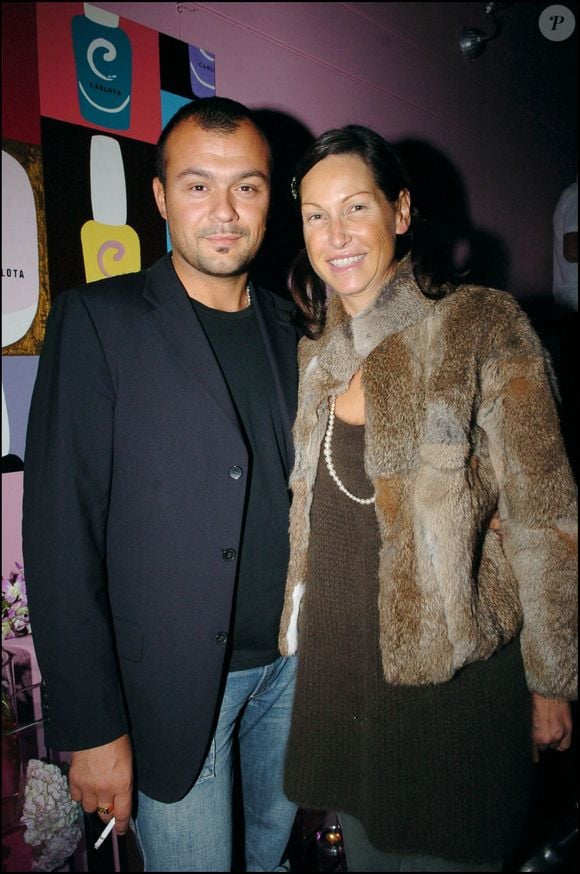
2, 562, 31, 641
20, 758, 82, 872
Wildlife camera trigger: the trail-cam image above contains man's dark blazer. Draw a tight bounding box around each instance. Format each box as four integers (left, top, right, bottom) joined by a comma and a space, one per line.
22, 253, 300, 803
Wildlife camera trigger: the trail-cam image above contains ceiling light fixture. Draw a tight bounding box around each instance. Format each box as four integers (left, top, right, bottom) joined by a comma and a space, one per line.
459, 2, 509, 60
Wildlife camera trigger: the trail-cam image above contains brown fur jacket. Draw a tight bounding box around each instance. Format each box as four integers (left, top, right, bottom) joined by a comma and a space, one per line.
279, 257, 578, 700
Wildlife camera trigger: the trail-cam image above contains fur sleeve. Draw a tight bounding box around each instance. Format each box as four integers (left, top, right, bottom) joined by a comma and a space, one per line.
478, 295, 577, 699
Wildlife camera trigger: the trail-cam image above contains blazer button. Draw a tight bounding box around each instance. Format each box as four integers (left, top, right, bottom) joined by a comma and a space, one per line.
215, 631, 229, 645
229, 465, 243, 480
222, 548, 237, 561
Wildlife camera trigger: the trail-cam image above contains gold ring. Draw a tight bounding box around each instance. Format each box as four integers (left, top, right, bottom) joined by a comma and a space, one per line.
97, 805, 112, 815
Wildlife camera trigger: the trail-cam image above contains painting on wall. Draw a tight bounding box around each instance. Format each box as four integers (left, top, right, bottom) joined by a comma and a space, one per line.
1, 0, 216, 505
2, 139, 50, 356
40, 117, 166, 302
2, 0, 218, 313
2, 138, 49, 472
36, 2, 163, 144
2, 357, 39, 465
159, 31, 216, 101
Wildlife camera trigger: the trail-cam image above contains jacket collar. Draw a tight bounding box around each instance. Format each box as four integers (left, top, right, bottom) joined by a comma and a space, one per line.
312, 255, 434, 392
141, 254, 297, 471
141, 254, 240, 429
304, 255, 434, 394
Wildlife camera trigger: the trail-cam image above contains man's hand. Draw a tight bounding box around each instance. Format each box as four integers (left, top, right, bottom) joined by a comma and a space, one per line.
69, 733, 133, 835
531, 692, 573, 762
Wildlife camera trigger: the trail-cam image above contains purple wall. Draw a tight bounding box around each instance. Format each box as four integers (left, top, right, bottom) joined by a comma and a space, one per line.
95, 0, 577, 300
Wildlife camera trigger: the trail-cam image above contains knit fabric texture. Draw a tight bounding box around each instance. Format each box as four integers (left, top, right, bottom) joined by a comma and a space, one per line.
283, 417, 535, 863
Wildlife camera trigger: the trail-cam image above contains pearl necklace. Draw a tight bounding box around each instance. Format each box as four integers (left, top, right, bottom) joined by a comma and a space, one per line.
323, 397, 375, 505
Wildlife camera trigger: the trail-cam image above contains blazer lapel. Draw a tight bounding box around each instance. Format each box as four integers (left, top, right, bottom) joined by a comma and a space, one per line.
142, 255, 240, 430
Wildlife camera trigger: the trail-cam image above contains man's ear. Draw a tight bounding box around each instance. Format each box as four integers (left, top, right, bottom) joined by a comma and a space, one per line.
152, 177, 167, 220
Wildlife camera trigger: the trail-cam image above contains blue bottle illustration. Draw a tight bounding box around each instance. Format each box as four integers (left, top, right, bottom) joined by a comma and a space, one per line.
72, 3, 132, 130
189, 45, 215, 97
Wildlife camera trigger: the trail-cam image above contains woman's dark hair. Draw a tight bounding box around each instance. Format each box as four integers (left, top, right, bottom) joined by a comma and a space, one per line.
289, 124, 457, 338
155, 96, 272, 185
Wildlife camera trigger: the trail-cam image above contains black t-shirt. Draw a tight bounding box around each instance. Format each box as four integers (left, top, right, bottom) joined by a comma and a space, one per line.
190, 296, 290, 670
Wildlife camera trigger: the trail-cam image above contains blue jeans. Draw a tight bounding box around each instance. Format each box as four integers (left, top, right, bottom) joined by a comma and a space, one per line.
135, 655, 297, 872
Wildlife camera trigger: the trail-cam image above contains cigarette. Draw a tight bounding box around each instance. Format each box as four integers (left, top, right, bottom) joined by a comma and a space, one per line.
94, 817, 116, 849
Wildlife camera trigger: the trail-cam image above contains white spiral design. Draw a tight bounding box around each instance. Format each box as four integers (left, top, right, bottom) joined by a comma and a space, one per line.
87, 37, 118, 80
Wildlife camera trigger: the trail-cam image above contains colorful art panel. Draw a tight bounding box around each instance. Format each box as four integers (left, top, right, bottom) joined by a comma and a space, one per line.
1, 2, 41, 146
160, 91, 192, 253
41, 117, 166, 300
160, 91, 192, 129
2, 139, 50, 356
2, 356, 39, 465
36, 2, 161, 144
189, 45, 216, 98
159, 32, 216, 99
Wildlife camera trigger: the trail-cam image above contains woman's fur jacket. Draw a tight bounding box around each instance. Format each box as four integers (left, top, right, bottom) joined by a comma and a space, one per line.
278, 256, 578, 700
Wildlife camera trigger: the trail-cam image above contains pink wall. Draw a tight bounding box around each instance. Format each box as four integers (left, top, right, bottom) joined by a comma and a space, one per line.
95, 1, 577, 299
2, 474, 23, 577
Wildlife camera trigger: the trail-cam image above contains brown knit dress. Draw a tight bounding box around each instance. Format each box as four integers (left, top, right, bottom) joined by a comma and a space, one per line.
283, 417, 535, 863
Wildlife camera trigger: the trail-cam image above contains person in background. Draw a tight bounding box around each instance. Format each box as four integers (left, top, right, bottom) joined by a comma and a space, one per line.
23, 97, 301, 872
551, 176, 578, 481
278, 124, 577, 872
552, 176, 578, 315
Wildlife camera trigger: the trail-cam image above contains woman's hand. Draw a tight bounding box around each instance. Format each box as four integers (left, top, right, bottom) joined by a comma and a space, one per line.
531, 692, 573, 761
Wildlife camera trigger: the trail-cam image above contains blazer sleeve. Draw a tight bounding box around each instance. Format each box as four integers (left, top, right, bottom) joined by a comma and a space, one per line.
479, 294, 578, 700
22, 289, 130, 750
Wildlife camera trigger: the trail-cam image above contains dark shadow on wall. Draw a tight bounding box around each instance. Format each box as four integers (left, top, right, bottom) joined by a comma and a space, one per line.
251, 110, 315, 297
394, 137, 512, 292
1, 454, 24, 473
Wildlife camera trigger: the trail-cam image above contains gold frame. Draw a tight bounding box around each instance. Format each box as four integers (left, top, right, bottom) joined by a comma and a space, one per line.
2, 138, 51, 356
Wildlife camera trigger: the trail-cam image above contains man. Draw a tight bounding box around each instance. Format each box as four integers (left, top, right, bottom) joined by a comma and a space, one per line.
23, 97, 301, 872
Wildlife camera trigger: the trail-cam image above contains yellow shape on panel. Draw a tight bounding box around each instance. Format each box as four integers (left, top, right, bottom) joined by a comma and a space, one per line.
81, 221, 141, 282
81, 134, 141, 282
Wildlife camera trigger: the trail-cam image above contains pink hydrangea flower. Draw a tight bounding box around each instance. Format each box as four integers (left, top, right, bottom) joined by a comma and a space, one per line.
21, 759, 82, 871
2, 562, 31, 640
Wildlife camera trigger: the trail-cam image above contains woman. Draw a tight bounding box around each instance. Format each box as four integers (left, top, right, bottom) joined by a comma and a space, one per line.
278, 125, 577, 872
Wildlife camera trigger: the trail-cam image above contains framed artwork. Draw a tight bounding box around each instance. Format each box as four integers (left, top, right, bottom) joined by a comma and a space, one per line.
2, 1, 216, 473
